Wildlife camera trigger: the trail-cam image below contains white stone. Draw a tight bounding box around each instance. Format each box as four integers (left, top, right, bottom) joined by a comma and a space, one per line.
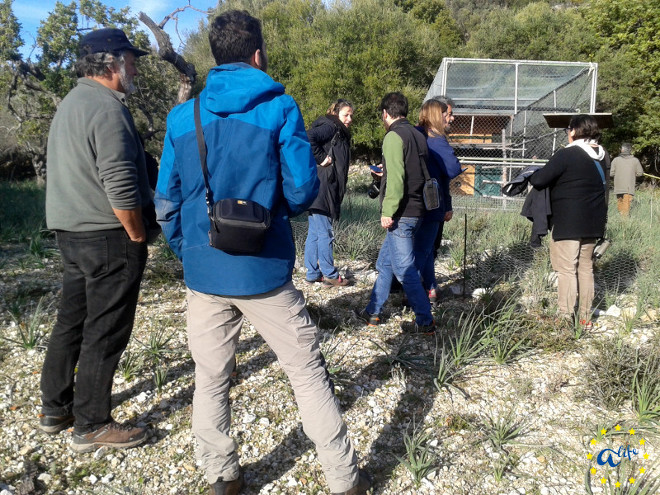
89, 475, 98, 485
606, 305, 621, 317
37, 473, 52, 484
449, 284, 464, 296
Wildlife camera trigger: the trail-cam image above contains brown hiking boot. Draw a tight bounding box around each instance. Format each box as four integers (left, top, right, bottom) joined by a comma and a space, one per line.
71, 421, 148, 453
331, 469, 372, 494
323, 275, 351, 287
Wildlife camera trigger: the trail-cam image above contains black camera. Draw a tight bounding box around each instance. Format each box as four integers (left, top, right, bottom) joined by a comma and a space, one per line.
367, 178, 381, 199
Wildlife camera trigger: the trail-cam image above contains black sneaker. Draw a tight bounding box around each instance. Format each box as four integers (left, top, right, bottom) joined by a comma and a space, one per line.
39, 413, 74, 434
210, 472, 243, 495
354, 309, 380, 326
401, 321, 436, 335
331, 469, 373, 495
71, 421, 148, 453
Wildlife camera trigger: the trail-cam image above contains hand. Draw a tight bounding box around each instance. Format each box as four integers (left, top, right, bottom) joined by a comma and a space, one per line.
444, 211, 453, 222
370, 163, 383, 177
320, 155, 332, 167
113, 207, 146, 243
381, 216, 394, 229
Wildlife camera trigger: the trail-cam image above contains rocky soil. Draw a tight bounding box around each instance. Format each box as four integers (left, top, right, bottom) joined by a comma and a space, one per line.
0, 241, 658, 495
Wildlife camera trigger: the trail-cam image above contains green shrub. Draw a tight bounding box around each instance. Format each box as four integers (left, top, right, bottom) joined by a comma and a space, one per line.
0, 181, 46, 242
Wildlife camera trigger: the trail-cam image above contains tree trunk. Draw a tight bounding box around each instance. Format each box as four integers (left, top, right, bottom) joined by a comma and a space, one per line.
138, 12, 197, 104
32, 154, 46, 185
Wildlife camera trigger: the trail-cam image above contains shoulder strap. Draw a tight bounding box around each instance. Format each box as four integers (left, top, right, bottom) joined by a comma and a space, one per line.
593, 159, 606, 190
397, 124, 431, 182
194, 98, 214, 220
593, 158, 609, 238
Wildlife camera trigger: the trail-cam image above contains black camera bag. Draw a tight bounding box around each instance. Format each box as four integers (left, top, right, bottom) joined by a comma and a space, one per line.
194, 98, 271, 255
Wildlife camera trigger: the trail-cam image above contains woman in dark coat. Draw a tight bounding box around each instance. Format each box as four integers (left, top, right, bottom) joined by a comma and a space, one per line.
304, 99, 354, 287
529, 114, 609, 327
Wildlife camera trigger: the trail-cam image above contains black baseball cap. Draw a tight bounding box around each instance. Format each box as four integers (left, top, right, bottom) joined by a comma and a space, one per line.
79, 28, 149, 57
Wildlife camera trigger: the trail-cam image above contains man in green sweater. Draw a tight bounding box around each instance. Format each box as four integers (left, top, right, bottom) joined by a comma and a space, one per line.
39, 28, 151, 452
357, 92, 435, 334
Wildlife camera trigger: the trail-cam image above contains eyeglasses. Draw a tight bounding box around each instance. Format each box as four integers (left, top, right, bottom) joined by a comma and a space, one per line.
563, 127, 572, 135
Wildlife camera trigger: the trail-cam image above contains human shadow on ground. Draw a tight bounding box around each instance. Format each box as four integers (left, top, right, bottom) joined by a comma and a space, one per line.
111, 331, 273, 409
239, 328, 451, 493
110, 280, 451, 492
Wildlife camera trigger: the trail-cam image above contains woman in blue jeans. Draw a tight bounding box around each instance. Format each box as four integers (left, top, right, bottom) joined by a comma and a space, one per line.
414, 99, 463, 303
304, 99, 354, 287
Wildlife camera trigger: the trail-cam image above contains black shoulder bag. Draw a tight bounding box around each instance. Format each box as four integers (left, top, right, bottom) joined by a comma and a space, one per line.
408, 127, 441, 210
194, 98, 271, 255
421, 158, 441, 211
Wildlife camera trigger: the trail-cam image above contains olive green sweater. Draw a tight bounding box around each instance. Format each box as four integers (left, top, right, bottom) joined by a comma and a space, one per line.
46, 78, 150, 232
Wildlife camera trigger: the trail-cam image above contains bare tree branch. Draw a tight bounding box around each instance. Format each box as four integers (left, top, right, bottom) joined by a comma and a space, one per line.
138, 11, 198, 104
158, 3, 212, 30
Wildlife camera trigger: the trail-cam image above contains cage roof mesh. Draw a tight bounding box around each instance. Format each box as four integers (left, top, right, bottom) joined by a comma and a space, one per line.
425, 58, 597, 115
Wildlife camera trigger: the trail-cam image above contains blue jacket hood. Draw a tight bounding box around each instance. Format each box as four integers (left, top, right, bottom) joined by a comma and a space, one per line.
203, 63, 285, 115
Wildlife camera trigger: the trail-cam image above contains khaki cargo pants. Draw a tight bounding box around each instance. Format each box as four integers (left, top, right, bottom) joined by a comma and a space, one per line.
549, 237, 597, 320
186, 281, 358, 493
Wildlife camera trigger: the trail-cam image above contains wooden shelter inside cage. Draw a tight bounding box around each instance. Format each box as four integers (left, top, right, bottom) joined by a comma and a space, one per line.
425, 58, 598, 208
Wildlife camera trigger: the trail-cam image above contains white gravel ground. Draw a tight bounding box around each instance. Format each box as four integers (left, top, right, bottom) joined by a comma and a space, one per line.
1, 244, 658, 495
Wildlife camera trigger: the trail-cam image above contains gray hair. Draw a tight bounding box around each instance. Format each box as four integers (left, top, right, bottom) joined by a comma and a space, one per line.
621, 142, 632, 154
75, 51, 129, 77
433, 95, 455, 107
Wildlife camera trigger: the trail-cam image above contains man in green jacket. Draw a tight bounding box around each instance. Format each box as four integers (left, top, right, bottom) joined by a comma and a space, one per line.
357, 92, 435, 334
39, 28, 151, 453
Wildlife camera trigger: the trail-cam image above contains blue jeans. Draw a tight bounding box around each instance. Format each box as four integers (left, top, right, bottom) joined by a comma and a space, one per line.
40, 229, 147, 432
414, 218, 441, 291
304, 213, 338, 281
366, 217, 433, 325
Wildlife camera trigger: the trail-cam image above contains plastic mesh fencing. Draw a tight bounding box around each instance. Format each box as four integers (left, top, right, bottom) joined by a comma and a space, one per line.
440, 187, 656, 305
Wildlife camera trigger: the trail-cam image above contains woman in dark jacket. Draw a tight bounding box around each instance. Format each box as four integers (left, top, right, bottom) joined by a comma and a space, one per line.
413, 99, 463, 303
529, 114, 609, 327
304, 99, 354, 287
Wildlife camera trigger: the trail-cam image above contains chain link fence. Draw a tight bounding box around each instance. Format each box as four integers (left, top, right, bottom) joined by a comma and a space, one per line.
426, 58, 597, 212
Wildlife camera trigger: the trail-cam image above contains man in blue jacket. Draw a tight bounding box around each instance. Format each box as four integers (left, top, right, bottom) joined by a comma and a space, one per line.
155, 10, 370, 495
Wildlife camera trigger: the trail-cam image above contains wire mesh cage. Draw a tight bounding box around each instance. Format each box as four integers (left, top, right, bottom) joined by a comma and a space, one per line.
426, 58, 598, 211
